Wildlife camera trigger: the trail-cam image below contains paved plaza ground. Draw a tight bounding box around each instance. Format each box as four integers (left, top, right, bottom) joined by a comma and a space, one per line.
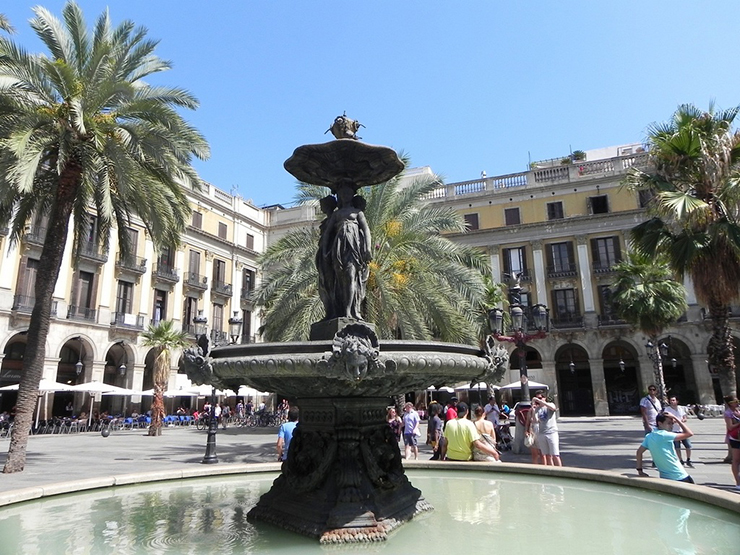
0, 415, 737, 496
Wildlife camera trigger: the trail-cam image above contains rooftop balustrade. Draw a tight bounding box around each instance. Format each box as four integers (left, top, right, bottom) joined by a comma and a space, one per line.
425, 152, 649, 201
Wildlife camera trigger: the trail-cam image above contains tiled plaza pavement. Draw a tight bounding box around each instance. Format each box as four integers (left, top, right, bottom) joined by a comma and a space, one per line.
0, 415, 736, 495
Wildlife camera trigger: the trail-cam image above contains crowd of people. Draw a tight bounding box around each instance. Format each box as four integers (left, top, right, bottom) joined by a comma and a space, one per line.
377, 384, 736, 491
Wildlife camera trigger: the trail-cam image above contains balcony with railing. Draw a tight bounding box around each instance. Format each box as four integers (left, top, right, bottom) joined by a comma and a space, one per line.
111, 312, 145, 329
23, 225, 47, 246
184, 272, 208, 291
551, 313, 584, 330
67, 305, 97, 322
152, 264, 180, 284
12, 295, 58, 317
116, 254, 147, 275
501, 270, 532, 284
78, 240, 108, 264
546, 262, 578, 279
424, 152, 650, 201
597, 314, 628, 327
211, 280, 233, 298
593, 260, 619, 274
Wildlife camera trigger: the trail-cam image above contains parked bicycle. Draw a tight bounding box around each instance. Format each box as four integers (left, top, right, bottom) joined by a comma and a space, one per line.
195, 414, 212, 430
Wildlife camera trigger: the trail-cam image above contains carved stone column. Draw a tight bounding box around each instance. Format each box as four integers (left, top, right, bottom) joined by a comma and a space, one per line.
690, 354, 716, 404
575, 236, 595, 312
530, 240, 546, 303
588, 358, 609, 416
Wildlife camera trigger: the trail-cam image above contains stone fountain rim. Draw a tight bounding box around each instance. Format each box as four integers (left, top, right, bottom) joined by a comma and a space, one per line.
1, 462, 737, 516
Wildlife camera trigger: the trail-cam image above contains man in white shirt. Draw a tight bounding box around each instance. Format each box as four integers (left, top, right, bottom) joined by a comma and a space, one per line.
484, 396, 500, 426
640, 385, 662, 434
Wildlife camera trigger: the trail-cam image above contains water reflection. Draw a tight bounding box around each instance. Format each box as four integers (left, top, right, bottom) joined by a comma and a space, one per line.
0, 472, 738, 554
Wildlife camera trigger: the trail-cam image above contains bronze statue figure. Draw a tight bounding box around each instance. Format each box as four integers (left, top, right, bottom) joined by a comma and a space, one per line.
317, 180, 372, 320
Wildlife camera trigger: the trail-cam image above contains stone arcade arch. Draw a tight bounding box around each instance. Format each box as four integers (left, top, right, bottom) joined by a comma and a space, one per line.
54, 337, 92, 416
602, 341, 639, 415
555, 343, 594, 416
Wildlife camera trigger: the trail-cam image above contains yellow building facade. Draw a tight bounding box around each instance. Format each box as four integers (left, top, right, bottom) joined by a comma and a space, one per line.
430, 148, 721, 415
0, 183, 264, 416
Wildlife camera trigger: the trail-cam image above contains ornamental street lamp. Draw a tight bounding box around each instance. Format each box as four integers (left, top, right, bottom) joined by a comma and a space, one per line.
487, 279, 549, 404
75, 336, 84, 378
193, 311, 219, 464
228, 311, 243, 345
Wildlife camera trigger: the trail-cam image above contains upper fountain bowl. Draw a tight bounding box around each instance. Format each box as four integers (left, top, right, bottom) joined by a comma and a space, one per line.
284, 139, 404, 193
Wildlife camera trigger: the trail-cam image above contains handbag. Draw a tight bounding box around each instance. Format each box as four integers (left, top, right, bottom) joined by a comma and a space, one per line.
524, 431, 535, 448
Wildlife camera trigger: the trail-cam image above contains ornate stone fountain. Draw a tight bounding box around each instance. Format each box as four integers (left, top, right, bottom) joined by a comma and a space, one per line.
181, 115, 504, 543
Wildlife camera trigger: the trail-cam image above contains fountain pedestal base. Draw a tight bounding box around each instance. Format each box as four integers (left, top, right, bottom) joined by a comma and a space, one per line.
247, 396, 432, 542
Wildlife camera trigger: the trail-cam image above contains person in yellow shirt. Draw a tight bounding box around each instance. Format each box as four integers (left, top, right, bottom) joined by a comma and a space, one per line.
441, 402, 499, 461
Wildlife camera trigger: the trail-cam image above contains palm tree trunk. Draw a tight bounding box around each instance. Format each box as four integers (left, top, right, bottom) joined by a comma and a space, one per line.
707, 302, 737, 397
3, 162, 81, 473
148, 385, 165, 436
648, 337, 668, 404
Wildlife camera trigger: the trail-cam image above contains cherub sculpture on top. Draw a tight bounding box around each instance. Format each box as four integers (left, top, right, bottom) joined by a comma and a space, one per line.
325, 112, 364, 140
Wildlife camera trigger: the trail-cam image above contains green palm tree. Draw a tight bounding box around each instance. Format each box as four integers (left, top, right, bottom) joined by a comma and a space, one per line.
610, 252, 688, 402
142, 321, 189, 436
626, 103, 740, 397
256, 163, 489, 343
0, 2, 208, 472
0, 14, 14, 34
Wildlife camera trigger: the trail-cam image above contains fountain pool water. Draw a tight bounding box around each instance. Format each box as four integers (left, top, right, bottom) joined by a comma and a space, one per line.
1, 469, 738, 554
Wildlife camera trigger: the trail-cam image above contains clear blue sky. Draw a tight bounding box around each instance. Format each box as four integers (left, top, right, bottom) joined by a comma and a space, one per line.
4, 1, 740, 207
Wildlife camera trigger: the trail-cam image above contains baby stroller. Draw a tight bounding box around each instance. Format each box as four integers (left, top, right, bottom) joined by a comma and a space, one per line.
496, 421, 513, 451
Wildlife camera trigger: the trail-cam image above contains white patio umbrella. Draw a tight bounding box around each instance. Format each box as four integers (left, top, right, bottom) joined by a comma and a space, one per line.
69, 381, 140, 427
225, 385, 269, 398
0, 379, 75, 427
0, 378, 75, 392
499, 380, 550, 391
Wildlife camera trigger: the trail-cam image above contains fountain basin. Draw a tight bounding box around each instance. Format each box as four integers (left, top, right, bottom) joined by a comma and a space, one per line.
206, 340, 492, 396
1, 464, 738, 554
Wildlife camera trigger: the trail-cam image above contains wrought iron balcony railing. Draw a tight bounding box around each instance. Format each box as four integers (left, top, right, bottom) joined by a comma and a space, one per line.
211, 280, 232, 297
67, 305, 97, 322
12, 295, 57, 316
152, 264, 180, 283
110, 312, 145, 329
593, 261, 619, 274
550, 314, 584, 330
185, 272, 208, 290
78, 241, 108, 263
546, 263, 578, 279
116, 254, 147, 275
597, 314, 628, 327
24, 226, 47, 245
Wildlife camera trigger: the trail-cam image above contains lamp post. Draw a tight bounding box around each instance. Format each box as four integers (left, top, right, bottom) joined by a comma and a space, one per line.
118, 356, 127, 418
488, 280, 548, 454
75, 336, 84, 380
193, 311, 219, 464
645, 337, 674, 403
488, 279, 549, 403
228, 311, 243, 345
